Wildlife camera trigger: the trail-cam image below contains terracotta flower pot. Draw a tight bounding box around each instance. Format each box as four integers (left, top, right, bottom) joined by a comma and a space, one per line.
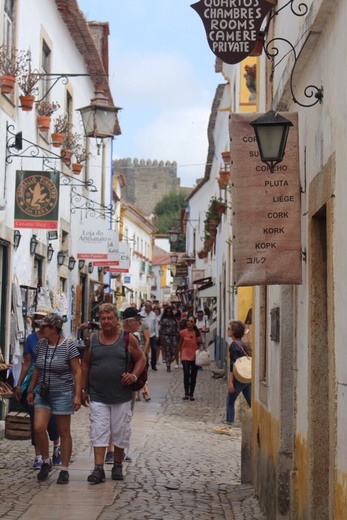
61, 148, 73, 165
221, 151, 231, 166
19, 95, 35, 111
218, 170, 230, 189
51, 132, 64, 148
198, 250, 208, 259
37, 115, 51, 132
0, 74, 16, 94
72, 163, 83, 174
216, 202, 226, 216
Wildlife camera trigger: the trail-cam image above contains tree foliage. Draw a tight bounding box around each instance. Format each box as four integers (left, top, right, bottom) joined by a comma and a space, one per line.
153, 191, 187, 252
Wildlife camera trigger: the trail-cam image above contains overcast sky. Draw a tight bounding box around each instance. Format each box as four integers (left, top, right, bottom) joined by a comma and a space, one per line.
78, 0, 220, 187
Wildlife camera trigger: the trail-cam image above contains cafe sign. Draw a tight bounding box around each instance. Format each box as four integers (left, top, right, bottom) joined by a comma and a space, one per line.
230, 112, 302, 286
191, 0, 273, 64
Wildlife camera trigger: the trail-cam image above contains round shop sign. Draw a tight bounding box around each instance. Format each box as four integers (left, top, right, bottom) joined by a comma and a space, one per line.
16, 174, 58, 218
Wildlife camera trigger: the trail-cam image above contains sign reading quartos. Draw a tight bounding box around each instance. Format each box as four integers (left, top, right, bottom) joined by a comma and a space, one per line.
191, 0, 273, 64
230, 113, 302, 286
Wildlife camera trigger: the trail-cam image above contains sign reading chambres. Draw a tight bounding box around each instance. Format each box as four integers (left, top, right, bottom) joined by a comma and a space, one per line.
230, 112, 302, 286
191, 0, 273, 64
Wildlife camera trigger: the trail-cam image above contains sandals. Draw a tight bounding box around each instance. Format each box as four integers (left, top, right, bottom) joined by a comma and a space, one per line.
143, 392, 151, 401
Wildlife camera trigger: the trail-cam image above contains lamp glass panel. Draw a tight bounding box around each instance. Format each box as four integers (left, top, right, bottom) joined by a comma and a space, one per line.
95, 109, 117, 136
79, 107, 95, 137
256, 125, 285, 161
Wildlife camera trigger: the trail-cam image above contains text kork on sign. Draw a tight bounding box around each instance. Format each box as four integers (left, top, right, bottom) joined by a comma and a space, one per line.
191, 0, 273, 65
230, 112, 302, 286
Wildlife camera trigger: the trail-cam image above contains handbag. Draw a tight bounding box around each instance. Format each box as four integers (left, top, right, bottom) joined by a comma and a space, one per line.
124, 332, 148, 391
195, 349, 211, 367
232, 341, 252, 384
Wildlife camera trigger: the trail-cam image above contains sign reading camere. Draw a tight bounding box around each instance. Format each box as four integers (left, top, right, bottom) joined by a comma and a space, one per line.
230, 113, 302, 286
191, 0, 273, 64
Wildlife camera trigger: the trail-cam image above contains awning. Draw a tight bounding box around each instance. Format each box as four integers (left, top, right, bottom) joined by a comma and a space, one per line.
198, 285, 217, 298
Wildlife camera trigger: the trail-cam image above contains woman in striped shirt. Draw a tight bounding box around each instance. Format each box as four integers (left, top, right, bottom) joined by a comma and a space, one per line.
27, 313, 82, 485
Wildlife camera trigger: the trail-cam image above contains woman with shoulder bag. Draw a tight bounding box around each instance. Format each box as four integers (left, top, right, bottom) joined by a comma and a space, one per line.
26, 313, 82, 485
226, 320, 251, 425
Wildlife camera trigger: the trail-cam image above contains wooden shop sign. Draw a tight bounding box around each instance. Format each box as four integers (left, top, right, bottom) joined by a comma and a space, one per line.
230, 112, 302, 286
191, 0, 273, 64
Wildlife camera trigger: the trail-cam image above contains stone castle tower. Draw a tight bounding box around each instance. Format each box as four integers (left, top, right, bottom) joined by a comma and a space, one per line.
113, 158, 180, 216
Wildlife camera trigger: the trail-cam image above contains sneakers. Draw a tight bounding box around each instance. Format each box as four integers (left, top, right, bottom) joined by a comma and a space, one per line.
32, 456, 43, 470
105, 451, 113, 464
57, 470, 69, 485
53, 446, 61, 465
111, 463, 124, 481
87, 468, 106, 485
123, 453, 132, 462
174, 364, 179, 369
37, 460, 53, 481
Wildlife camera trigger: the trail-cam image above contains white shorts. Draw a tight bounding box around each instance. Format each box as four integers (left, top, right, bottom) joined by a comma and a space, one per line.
89, 400, 132, 448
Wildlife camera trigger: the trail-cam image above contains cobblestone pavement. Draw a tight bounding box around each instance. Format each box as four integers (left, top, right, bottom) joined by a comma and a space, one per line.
0, 364, 265, 520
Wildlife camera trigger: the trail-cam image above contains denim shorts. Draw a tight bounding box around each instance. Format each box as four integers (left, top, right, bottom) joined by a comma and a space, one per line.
34, 388, 74, 415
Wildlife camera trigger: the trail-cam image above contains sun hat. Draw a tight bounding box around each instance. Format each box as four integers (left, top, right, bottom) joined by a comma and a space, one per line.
122, 307, 142, 320
36, 313, 63, 329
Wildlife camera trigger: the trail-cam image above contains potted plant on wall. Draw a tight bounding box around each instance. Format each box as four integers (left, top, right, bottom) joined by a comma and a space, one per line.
36, 100, 60, 131
17, 53, 41, 111
71, 145, 91, 174
61, 130, 80, 165
218, 169, 230, 189
0, 44, 28, 94
51, 114, 69, 147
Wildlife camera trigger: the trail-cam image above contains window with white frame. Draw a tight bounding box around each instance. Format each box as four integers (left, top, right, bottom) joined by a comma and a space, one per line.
41, 39, 51, 100
3, 0, 14, 48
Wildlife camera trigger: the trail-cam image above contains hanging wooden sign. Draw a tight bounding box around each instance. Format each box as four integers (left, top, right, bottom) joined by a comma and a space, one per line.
230, 112, 302, 286
191, 0, 273, 64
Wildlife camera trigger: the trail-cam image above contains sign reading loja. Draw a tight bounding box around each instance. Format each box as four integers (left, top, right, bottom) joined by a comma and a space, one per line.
191, 0, 273, 64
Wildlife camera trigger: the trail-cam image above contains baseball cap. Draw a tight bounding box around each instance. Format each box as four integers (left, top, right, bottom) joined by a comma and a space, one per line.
37, 313, 63, 329
122, 307, 142, 320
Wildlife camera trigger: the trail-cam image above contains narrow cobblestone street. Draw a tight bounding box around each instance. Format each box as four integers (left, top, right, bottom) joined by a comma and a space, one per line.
0, 364, 265, 520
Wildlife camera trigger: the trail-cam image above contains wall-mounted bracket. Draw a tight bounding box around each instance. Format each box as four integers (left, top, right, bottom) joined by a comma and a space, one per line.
70, 186, 119, 223
6, 124, 97, 192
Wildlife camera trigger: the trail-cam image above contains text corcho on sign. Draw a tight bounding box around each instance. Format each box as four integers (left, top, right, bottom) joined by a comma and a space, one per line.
191, 0, 273, 64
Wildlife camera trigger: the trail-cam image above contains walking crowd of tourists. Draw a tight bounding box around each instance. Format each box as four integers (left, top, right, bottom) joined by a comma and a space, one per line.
12, 299, 251, 486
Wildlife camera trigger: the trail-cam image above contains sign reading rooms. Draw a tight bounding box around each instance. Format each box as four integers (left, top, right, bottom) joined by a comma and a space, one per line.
191, 0, 273, 64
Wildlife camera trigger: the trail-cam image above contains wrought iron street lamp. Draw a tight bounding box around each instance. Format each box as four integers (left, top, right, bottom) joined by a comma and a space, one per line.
47, 243, 54, 262
77, 88, 120, 140
168, 227, 179, 244
57, 250, 65, 266
68, 256, 76, 271
13, 230, 21, 249
78, 259, 85, 270
250, 110, 293, 173
88, 262, 94, 274
30, 235, 38, 255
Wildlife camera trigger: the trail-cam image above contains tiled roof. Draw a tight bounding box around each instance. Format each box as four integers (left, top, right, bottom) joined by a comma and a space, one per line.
54, 0, 121, 135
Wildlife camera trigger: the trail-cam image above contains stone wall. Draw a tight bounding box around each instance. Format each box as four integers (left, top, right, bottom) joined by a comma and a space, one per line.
114, 158, 180, 216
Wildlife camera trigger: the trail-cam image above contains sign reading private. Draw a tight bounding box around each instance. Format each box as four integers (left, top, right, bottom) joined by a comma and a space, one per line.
15, 171, 59, 229
230, 112, 302, 286
191, 0, 273, 64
